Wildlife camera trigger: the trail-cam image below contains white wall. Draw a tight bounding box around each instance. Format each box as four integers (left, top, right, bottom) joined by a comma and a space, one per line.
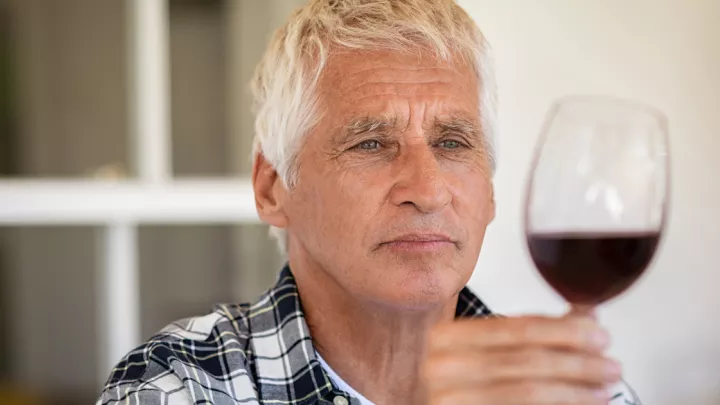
462, 1, 720, 404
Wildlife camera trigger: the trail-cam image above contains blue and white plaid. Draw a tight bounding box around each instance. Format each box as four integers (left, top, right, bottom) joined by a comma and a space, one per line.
97, 265, 638, 405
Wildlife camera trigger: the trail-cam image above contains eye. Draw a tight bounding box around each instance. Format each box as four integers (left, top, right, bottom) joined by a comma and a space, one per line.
355, 139, 382, 151
438, 139, 465, 149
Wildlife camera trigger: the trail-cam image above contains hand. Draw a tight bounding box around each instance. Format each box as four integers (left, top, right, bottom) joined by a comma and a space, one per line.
422, 313, 622, 405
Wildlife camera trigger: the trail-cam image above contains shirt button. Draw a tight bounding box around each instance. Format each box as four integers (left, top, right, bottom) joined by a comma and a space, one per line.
333, 396, 349, 405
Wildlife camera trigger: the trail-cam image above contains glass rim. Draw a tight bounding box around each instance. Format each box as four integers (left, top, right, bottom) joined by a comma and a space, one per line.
550, 94, 669, 127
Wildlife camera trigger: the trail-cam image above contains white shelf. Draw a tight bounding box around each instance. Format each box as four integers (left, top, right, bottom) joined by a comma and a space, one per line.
0, 179, 260, 225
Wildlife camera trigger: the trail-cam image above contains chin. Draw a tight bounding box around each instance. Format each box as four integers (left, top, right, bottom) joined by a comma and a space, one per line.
363, 261, 466, 310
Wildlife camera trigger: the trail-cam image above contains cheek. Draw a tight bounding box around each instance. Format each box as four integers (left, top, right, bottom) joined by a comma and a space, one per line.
289, 169, 387, 244
326, 170, 389, 230
450, 172, 494, 225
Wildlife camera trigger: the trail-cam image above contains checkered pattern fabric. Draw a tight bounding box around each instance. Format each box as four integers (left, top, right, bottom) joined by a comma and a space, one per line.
97, 265, 638, 405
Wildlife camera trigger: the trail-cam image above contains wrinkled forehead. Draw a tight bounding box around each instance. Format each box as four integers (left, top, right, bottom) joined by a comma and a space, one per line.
314, 49, 481, 132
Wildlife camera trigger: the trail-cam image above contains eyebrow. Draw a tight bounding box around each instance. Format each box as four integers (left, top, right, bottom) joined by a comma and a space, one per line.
331, 114, 483, 148
332, 115, 398, 147
433, 116, 483, 142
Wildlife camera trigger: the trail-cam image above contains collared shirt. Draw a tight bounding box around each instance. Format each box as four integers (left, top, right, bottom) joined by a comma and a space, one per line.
97, 265, 637, 405
316, 351, 375, 405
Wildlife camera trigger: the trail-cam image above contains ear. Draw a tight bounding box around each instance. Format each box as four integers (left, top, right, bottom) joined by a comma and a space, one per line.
252, 152, 289, 229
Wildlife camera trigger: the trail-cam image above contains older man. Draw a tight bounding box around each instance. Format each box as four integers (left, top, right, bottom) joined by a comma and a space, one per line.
98, 1, 637, 404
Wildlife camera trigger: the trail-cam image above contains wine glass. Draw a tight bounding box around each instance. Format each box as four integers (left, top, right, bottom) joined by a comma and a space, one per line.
525, 95, 669, 306
524, 95, 669, 405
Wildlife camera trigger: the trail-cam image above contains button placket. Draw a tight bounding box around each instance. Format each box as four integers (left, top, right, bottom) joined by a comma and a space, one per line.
332, 395, 350, 405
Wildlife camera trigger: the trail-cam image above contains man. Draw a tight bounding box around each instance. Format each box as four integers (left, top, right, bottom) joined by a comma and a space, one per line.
98, 0, 637, 404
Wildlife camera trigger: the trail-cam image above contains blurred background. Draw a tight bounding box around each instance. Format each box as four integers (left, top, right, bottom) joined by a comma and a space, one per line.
0, 0, 294, 403
0, 1, 718, 405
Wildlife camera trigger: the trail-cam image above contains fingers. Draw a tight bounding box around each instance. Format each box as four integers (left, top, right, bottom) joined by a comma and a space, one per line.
429, 381, 610, 405
424, 348, 622, 391
429, 316, 610, 354
424, 316, 620, 405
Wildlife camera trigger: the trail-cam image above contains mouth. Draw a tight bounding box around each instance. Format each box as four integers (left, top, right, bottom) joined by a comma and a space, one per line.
378, 232, 457, 253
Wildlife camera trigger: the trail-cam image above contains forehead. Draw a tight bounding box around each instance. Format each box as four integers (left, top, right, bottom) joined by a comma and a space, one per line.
317, 49, 480, 121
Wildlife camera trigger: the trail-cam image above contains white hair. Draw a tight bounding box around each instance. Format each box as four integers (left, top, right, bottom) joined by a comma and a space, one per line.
250, 0, 498, 253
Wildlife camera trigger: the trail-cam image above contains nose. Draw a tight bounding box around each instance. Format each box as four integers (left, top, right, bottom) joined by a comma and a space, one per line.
389, 142, 452, 213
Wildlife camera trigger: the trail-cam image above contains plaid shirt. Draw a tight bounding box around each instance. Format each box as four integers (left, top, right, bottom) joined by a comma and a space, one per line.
97, 265, 638, 405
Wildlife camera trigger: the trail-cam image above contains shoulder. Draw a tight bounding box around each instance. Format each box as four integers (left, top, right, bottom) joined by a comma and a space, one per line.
98, 304, 257, 405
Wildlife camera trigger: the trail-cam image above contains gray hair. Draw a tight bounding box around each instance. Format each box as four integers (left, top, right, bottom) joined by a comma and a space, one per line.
250, 0, 498, 253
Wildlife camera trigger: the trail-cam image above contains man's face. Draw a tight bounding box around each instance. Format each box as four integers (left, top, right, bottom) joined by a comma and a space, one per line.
269, 50, 494, 309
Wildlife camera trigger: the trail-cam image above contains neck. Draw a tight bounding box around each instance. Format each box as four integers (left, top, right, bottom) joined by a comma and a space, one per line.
289, 254, 458, 405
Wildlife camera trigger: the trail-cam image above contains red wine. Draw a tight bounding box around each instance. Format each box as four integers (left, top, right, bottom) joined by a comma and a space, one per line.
527, 232, 660, 304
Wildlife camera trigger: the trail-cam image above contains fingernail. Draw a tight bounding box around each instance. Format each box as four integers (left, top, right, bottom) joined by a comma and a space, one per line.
606, 359, 622, 378
591, 329, 610, 348
594, 389, 610, 400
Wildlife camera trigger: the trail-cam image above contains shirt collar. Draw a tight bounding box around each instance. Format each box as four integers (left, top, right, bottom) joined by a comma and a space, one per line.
248, 264, 493, 405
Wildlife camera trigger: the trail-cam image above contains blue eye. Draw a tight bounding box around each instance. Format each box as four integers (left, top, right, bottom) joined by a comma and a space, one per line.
357, 140, 381, 150
440, 140, 463, 149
